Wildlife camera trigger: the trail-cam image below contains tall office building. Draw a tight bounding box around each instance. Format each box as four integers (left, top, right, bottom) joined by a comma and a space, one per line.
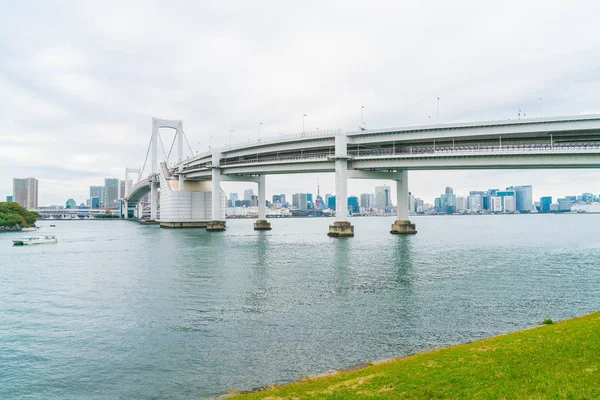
13, 178, 38, 209
515, 185, 533, 212
504, 196, 516, 212
244, 189, 254, 201
328, 195, 336, 211
348, 196, 359, 213
104, 178, 119, 209
360, 193, 374, 209
6, 195, 13, 202
119, 180, 126, 199
90, 186, 104, 205
375, 185, 391, 212
456, 196, 467, 211
467, 194, 482, 211
292, 193, 308, 211
229, 192, 238, 207
491, 196, 503, 212
540, 196, 552, 212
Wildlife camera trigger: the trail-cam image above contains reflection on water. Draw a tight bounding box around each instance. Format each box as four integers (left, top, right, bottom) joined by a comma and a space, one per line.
1, 215, 599, 399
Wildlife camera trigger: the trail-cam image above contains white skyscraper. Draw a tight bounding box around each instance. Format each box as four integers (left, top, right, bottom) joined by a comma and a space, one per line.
491, 196, 503, 212
13, 177, 38, 209
467, 194, 482, 211
374, 185, 391, 212
504, 196, 516, 212
244, 189, 254, 201
104, 178, 119, 209
456, 196, 467, 211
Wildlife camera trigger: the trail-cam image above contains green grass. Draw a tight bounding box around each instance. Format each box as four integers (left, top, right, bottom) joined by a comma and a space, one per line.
232, 311, 600, 399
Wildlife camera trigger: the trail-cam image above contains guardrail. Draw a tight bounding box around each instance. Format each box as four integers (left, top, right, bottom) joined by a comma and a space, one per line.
176, 142, 600, 172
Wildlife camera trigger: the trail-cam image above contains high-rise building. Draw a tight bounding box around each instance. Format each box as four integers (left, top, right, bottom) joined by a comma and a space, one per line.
374, 185, 391, 212
13, 178, 38, 209
66, 198, 76, 209
306, 193, 313, 202
456, 196, 466, 211
292, 193, 308, 211
558, 198, 572, 211
104, 178, 119, 209
515, 185, 533, 212
229, 192, 238, 208
491, 196, 503, 212
445, 186, 453, 195
119, 180, 125, 199
244, 189, 254, 201
91, 197, 100, 209
408, 192, 416, 213
272, 194, 281, 204
540, 196, 552, 212
360, 193, 374, 209
6, 195, 13, 202
250, 195, 258, 207
328, 195, 336, 210
348, 196, 359, 213
467, 194, 482, 211
90, 186, 104, 205
504, 196, 516, 212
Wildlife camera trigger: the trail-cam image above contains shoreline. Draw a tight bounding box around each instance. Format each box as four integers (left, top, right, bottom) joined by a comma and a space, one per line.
218, 310, 600, 399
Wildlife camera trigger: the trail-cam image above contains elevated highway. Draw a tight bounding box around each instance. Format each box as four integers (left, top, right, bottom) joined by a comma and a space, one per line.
125, 114, 600, 235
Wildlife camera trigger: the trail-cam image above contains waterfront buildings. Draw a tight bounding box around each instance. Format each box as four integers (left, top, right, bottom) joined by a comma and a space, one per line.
374, 185, 391, 213
348, 196, 359, 214
228, 192, 238, 208
13, 177, 38, 209
504, 196, 516, 212
540, 196, 552, 212
292, 193, 308, 211
66, 199, 76, 209
515, 185, 533, 212
491, 196, 503, 212
468, 194, 482, 211
360, 193, 374, 209
90, 186, 104, 206
104, 178, 119, 209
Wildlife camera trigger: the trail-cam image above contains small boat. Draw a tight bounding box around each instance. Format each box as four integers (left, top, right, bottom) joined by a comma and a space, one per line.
13, 235, 58, 246
22, 227, 39, 232
50, 225, 56, 227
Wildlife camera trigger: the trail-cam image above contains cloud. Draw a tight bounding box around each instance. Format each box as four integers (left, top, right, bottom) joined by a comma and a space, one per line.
2, 0, 600, 205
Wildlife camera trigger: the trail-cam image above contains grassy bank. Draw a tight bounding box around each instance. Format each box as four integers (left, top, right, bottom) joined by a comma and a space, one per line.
232, 311, 600, 399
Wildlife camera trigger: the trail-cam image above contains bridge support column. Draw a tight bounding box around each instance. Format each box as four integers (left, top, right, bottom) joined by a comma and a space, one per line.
254, 175, 271, 231
391, 170, 417, 234
150, 181, 158, 221
207, 151, 226, 232
328, 133, 353, 237
122, 200, 129, 219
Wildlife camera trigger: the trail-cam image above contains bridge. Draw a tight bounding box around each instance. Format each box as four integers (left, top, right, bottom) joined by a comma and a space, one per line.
125, 114, 600, 236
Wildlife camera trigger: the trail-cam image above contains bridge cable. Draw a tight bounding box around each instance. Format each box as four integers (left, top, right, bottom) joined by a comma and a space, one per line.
166, 132, 177, 160
183, 131, 194, 157
158, 132, 168, 161
137, 136, 153, 184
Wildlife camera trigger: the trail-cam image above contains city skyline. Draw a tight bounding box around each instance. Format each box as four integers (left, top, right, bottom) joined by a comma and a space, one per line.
2, 2, 600, 205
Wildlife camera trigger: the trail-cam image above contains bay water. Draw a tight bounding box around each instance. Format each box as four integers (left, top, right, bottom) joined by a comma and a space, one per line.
1, 215, 599, 398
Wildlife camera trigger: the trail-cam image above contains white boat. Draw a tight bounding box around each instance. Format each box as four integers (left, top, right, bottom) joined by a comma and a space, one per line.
22, 227, 39, 232
12, 235, 58, 246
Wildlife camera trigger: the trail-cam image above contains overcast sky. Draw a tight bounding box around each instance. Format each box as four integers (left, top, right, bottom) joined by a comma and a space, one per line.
2, 1, 600, 206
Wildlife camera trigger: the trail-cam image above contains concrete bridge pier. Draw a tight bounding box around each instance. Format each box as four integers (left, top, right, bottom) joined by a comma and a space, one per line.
391, 170, 417, 234
254, 175, 272, 231
150, 181, 158, 220
207, 151, 226, 232
328, 133, 354, 237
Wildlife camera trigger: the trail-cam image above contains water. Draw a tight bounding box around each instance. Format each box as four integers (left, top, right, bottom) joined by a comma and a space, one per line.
1, 215, 599, 399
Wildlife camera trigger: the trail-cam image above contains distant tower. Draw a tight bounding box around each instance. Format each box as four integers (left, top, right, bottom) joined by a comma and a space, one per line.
316, 180, 322, 210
